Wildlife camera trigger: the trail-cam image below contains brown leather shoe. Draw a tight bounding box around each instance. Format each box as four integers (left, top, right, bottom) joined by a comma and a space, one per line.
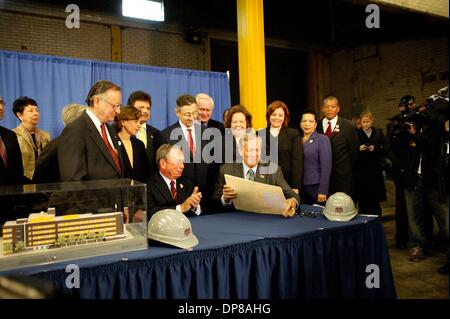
409, 246, 425, 262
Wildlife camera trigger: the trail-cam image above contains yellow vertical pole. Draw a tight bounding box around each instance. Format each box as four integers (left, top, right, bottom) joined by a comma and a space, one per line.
237, 0, 267, 129
111, 25, 122, 62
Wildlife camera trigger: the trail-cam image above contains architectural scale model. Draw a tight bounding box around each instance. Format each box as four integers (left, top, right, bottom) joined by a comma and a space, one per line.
2, 210, 125, 255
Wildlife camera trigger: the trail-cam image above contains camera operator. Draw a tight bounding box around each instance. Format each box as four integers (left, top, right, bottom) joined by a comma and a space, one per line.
400, 94, 448, 262
385, 95, 415, 249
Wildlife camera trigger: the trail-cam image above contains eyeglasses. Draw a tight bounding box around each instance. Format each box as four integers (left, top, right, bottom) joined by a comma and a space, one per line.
180, 111, 199, 118
102, 98, 121, 110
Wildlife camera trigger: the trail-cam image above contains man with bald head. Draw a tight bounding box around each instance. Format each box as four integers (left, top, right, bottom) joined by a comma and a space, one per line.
317, 96, 359, 200
58, 80, 124, 181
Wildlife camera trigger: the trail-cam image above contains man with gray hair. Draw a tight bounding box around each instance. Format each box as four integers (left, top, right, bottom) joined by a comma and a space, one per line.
212, 133, 299, 217
58, 80, 124, 181
33, 104, 87, 183
147, 144, 203, 217
196, 93, 225, 134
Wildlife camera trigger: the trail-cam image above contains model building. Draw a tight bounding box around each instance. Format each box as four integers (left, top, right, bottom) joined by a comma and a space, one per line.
2, 210, 125, 255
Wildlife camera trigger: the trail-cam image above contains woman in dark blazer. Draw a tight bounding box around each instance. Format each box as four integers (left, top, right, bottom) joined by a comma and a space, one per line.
356, 111, 387, 215
115, 106, 151, 183
300, 109, 332, 204
258, 101, 303, 193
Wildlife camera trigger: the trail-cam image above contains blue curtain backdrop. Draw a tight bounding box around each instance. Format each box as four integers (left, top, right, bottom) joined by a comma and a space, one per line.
0, 50, 231, 138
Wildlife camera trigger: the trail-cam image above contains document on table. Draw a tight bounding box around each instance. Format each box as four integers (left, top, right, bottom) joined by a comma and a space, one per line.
224, 174, 286, 215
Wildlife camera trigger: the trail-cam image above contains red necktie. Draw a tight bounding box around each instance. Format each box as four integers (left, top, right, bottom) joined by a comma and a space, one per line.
325, 121, 332, 137
0, 136, 8, 168
100, 124, 121, 173
170, 180, 177, 201
187, 128, 196, 157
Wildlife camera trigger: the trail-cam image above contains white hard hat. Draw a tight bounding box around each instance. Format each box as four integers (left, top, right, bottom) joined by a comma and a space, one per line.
147, 209, 199, 249
323, 192, 357, 222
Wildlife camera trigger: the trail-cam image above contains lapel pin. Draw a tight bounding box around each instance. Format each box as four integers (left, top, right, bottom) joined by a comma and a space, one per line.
180, 184, 184, 189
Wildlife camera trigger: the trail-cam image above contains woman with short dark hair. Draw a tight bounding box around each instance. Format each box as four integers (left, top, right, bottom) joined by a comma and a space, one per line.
12, 96, 50, 181
114, 106, 151, 183
300, 109, 332, 204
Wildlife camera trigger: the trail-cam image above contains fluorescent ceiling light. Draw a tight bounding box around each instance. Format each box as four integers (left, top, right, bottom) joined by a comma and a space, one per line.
122, 0, 165, 22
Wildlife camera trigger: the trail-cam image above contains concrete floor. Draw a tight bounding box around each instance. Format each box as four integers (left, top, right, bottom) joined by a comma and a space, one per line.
380, 180, 449, 299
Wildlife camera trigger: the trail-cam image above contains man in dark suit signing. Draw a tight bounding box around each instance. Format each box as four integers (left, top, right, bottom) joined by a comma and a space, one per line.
317, 96, 359, 200
212, 134, 299, 218
58, 80, 124, 181
147, 144, 202, 217
0, 96, 24, 186
127, 91, 160, 174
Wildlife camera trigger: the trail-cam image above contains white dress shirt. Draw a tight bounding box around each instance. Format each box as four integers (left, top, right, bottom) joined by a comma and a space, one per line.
86, 108, 116, 149
178, 120, 197, 150
322, 116, 338, 134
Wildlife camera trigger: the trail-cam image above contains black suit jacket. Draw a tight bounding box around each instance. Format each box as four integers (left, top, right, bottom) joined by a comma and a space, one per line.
317, 116, 359, 199
119, 136, 151, 183
259, 127, 303, 189
147, 172, 196, 217
33, 138, 60, 183
212, 162, 300, 212
58, 112, 124, 181
0, 125, 24, 185
156, 122, 212, 197
203, 118, 225, 135
144, 123, 160, 174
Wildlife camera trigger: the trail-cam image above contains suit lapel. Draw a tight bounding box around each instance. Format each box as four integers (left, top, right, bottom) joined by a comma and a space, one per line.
155, 173, 175, 203
317, 119, 325, 134
329, 117, 343, 139
255, 164, 269, 183
232, 163, 245, 178
177, 179, 188, 203
145, 124, 154, 150
83, 114, 120, 174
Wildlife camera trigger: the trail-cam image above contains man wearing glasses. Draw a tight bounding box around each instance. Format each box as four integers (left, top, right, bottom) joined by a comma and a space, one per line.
157, 94, 213, 214
58, 80, 124, 181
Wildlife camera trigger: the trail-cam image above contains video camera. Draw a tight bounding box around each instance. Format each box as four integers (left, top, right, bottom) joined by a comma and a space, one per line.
388, 87, 449, 134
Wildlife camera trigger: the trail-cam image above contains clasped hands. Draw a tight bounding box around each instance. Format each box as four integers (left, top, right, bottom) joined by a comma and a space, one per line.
180, 186, 202, 213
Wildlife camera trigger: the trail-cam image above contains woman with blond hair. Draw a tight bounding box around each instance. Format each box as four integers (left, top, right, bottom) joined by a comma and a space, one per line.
356, 111, 387, 216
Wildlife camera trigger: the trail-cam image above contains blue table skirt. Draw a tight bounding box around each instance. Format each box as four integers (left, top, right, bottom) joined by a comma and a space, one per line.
1, 209, 396, 299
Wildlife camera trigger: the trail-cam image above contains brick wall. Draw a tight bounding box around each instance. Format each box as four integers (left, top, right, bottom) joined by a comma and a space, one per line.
122, 27, 207, 70
0, 9, 207, 70
327, 37, 448, 131
0, 11, 111, 61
